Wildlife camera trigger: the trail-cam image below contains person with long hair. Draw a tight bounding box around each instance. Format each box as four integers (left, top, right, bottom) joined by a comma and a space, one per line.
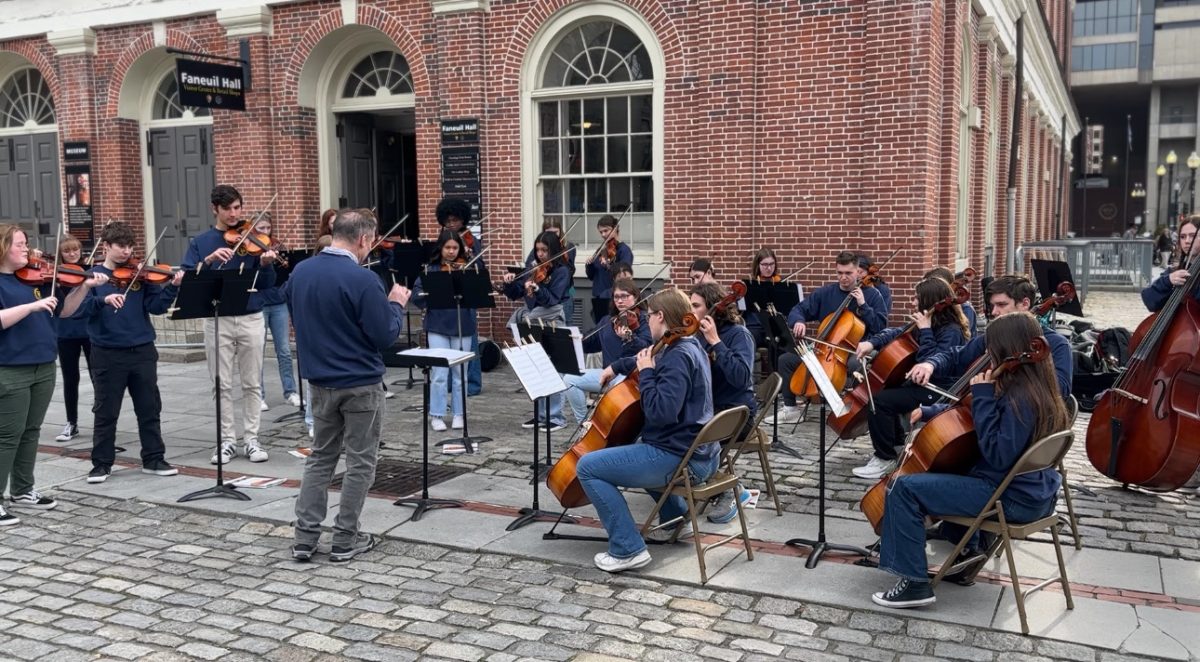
923, 266, 977, 335
0, 224, 70, 523
541, 217, 578, 323
744, 248, 781, 347
412, 229, 475, 431
582, 289, 715, 573
851, 277, 970, 480
437, 198, 485, 395
1142, 215, 1200, 312
53, 235, 92, 442
689, 258, 717, 285
871, 311, 1069, 609
255, 214, 300, 411
562, 278, 650, 426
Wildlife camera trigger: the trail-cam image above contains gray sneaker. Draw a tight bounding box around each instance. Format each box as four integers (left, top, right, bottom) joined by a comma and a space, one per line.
707, 484, 750, 524
645, 520, 694, 544
330, 533, 377, 563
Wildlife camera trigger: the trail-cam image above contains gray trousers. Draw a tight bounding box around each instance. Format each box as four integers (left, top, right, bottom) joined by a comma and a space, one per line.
294, 381, 383, 547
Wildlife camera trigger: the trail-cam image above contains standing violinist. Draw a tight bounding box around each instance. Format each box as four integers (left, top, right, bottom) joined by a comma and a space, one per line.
0, 225, 65, 523
562, 278, 650, 426
583, 289, 715, 572
61, 222, 184, 484
585, 215, 633, 324
412, 229, 475, 432
871, 311, 1069, 609
303, 209, 338, 438
53, 235, 93, 442
857, 253, 893, 316
436, 198, 484, 396
766, 251, 888, 425
689, 258, 718, 285
1142, 215, 1200, 312
254, 214, 300, 412
180, 185, 277, 465
850, 277, 969, 480
540, 217, 577, 323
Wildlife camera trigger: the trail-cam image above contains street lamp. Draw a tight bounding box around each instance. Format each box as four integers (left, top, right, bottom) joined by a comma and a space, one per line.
1168, 150, 1179, 232
1188, 151, 1200, 216
1158, 164, 1167, 231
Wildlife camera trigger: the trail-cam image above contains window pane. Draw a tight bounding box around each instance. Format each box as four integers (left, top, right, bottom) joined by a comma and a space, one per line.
630, 135, 652, 171
607, 136, 629, 172
541, 139, 559, 175
586, 179, 608, 212
564, 138, 582, 174
543, 180, 564, 214
567, 100, 581, 135
569, 179, 585, 213
633, 177, 653, 212
631, 94, 652, 132
610, 178, 631, 210
584, 137, 605, 173
584, 98, 604, 135
607, 97, 628, 134
539, 101, 558, 138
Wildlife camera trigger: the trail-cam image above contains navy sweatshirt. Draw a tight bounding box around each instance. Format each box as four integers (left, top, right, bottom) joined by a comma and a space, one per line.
866, 323, 966, 388
412, 263, 478, 338
969, 382, 1062, 507
1141, 269, 1200, 312
55, 283, 91, 340
640, 336, 715, 459
584, 312, 651, 366
704, 321, 757, 416
786, 282, 888, 336
504, 261, 570, 310
72, 265, 177, 348
962, 302, 978, 336
0, 273, 57, 365
584, 241, 633, 299
180, 228, 276, 313
287, 250, 405, 388
526, 245, 577, 278
875, 281, 893, 317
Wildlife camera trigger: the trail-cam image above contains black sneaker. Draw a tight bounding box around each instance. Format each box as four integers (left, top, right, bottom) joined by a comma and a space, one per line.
872, 578, 936, 609
55, 423, 77, 442
291, 543, 316, 562
9, 490, 57, 510
0, 505, 18, 526
330, 533, 377, 563
942, 551, 988, 586
142, 459, 179, 476
521, 417, 538, 429
87, 466, 111, 484
541, 421, 567, 433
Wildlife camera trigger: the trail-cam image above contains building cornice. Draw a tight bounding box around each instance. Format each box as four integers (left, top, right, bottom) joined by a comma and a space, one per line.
45, 27, 96, 56
431, 0, 490, 14
216, 5, 272, 38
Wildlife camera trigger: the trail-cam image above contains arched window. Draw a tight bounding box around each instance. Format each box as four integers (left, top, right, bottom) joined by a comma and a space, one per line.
342, 51, 413, 98
956, 22, 973, 261
0, 67, 54, 128
529, 12, 662, 261
152, 74, 212, 120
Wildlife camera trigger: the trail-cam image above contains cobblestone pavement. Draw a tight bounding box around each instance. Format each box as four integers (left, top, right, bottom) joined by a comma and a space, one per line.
0, 494, 1168, 662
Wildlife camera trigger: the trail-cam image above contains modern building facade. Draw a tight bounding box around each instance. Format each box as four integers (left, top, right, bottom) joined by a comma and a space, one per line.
0, 0, 1076, 332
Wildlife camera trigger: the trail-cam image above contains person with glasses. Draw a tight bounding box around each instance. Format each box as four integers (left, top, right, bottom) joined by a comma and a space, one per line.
562, 279, 651, 426
1142, 215, 1200, 312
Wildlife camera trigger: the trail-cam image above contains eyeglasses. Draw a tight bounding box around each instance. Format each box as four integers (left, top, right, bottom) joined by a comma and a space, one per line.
613, 293, 635, 300
759, 261, 776, 267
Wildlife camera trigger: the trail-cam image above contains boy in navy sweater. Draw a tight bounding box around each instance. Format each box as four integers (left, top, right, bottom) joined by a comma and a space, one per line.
288, 209, 409, 563
180, 185, 278, 465
585, 214, 633, 324
61, 222, 183, 484
768, 251, 888, 423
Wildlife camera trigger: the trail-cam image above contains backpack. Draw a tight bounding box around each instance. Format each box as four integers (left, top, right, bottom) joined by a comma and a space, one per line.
1095, 327, 1132, 370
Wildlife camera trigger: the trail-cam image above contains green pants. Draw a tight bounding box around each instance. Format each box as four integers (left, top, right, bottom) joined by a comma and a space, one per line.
0, 362, 56, 497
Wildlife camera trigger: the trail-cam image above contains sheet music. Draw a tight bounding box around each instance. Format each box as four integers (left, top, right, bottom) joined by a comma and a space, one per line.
566, 325, 585, 375
399, 347, 474, 367
797, 344, 849, 417
502, 343, 568, 400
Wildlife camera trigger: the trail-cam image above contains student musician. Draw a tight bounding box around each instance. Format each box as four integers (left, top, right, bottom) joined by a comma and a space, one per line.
581, 289, 715, 572
872, 311, 1069, 608
850, 278, 969, 480
540, 217, 577, 323
0, 225, 63, 523
744, 248, 781, 345
924, 266, 977, 335
1142, 215, 1199, 312
767, 251, 888, 424
254, 214, 300, 411
180, 185, 278, 465
562, 278, 650, 425
689, 282, 757, 524
61, 222, 184, 484
689, 258, 718, 285
856, 252, 893, 316
437, 198, 484, 396
585, 215, 633, 324
610, 261, 634, 282
412, 229, 475, 432
54, 235, 92, 442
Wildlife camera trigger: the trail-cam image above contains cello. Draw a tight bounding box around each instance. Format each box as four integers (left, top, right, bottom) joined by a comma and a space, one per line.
789, 265, 888, 399
1086, 247, 1200, 490
547, 313, 700, 508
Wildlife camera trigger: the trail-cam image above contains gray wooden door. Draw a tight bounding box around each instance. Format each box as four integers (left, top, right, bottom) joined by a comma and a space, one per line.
150, 125, 214, 264
338, 114, 375, 209
0, 131, 61, 253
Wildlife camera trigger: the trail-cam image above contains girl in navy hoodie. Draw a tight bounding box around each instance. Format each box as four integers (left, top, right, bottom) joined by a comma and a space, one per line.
413, 230, 476, 431
871, 311, 1069, 610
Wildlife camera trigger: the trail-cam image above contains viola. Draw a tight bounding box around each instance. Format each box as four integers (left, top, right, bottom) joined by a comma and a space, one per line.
859, 337, 1050, 534
461, 229, 477, 254
547, 313, 701, 508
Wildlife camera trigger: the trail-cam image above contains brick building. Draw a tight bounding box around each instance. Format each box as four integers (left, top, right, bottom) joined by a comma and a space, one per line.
0, 0, 1076, 332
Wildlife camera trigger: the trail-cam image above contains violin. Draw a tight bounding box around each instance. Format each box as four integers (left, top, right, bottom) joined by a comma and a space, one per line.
548, 313, 701, 508
441, 258, 468, 272
613, 309, 641, 334
530, 262, 551, 285
223, 221, 282, 260
14, 255, 87, 288
378, 236, 409, 250
461, 229, 477, 255
50, 261, 88, 288
14, 256, 51, 286
108, 259, 179, 288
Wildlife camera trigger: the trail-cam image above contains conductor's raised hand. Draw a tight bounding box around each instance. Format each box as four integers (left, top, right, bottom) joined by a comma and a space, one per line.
388, 283, 411, 307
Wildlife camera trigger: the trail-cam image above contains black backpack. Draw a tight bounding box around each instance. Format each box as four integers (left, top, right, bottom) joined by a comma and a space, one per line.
1095, 327, 1132, 370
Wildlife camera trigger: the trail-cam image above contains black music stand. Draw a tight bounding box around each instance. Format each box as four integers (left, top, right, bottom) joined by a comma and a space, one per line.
422, 267, 495, 450
1031, 259, 1084, 317
390, 347, 471, 522
784, 345, 872, 567
745, 281, 804, 459
518, 320, 584, 479
173, 267, 255, 503
389, 241, 432, 390
272, 249, 311, 424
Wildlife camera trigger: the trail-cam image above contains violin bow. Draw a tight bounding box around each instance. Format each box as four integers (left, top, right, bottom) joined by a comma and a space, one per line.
219, 193, 279, 268
514, 245, 575, 281
366, 214, 410, 254
462, 244, 492, 271
635, 263, 670, 297
119, 227, 171, 300
585, 202, 634, 264
49, 222, 65, 301
780, 258, 817, 283
84, 220, 112, 267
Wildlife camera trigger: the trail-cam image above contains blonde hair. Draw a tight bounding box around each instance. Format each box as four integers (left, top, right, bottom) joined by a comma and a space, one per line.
648, 288, 692, 329
59, 235, 82, 258
0, 224, 26, 268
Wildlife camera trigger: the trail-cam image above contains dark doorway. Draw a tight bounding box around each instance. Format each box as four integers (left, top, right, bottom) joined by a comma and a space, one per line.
0, 132, 61, 253
337, 110, 417, 240
149, 125, 215, 264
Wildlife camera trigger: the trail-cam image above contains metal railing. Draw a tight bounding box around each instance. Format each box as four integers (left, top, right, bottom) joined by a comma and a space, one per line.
151, 314, 205, 348
1016, 238, 1155, 303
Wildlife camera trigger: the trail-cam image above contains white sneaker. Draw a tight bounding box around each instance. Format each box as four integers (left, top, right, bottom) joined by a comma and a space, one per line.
245, 445, 268, 463
645, 520, 693, 544
55, 423, 78, 442
260, 401, 270, 411
211, 443, 235, 465
307, 427, 314, 439
764, 405, 804, 425
852, 455, 898, 480
451, 415, 464, 430
430, 417, 447, 432
286, 393, 301, 407
383, 390, 395, 399
594, 549, 652, 573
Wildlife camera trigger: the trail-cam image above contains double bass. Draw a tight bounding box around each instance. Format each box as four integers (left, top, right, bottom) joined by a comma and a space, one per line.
1086, 249, 1200, 490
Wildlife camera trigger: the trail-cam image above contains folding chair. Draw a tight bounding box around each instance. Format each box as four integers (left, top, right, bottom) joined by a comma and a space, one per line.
1057, 395, 1082, 549
641, 406, 753, 584
721, 373, 785, 515
931, 429, 1075, 635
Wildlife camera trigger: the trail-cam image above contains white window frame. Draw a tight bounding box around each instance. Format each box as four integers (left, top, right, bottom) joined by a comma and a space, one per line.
956, 22, 973, 265
0, 65, 56, 137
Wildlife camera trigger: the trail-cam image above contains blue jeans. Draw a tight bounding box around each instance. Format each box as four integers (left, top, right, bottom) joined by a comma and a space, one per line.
577, 442, 720, 558
563, 369, 624, 422
304, 385, 312, 431
467, 334, 482, 396
260, 303, 298, 398
880, 473, 1055, 582
428, 333, 468, 417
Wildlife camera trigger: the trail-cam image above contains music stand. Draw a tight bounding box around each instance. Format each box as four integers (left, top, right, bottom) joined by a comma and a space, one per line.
273, 249, 312, 425
1031, 259, 1084, 317
389, 241, 432, 390
422, 267, 496, 450
784, 344, 872, 567
172, 267, 256, 503
518, 320, 584, 480
391, 347, 472, 522
744, 281, 804, 459
501, 342, 571, 531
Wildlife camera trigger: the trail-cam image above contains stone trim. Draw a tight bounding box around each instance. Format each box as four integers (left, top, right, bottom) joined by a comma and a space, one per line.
46, 28, 97, 56
431, 0, 490, 14
216, 5, 272, 38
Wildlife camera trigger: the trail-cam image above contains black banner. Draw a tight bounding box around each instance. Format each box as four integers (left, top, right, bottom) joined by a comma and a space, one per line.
64, 164, 94, 248
176, 58, 246, 111
441, 118, 482, 220
63, 141, 89, 161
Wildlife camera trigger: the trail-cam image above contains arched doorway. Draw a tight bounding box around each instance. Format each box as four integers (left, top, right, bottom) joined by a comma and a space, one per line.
0, 63, 60, 252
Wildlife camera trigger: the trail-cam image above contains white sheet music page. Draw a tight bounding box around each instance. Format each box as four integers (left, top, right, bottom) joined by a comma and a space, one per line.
502, 343, 567, 400
567, 326, 585, 375
798, 343, 849, 417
